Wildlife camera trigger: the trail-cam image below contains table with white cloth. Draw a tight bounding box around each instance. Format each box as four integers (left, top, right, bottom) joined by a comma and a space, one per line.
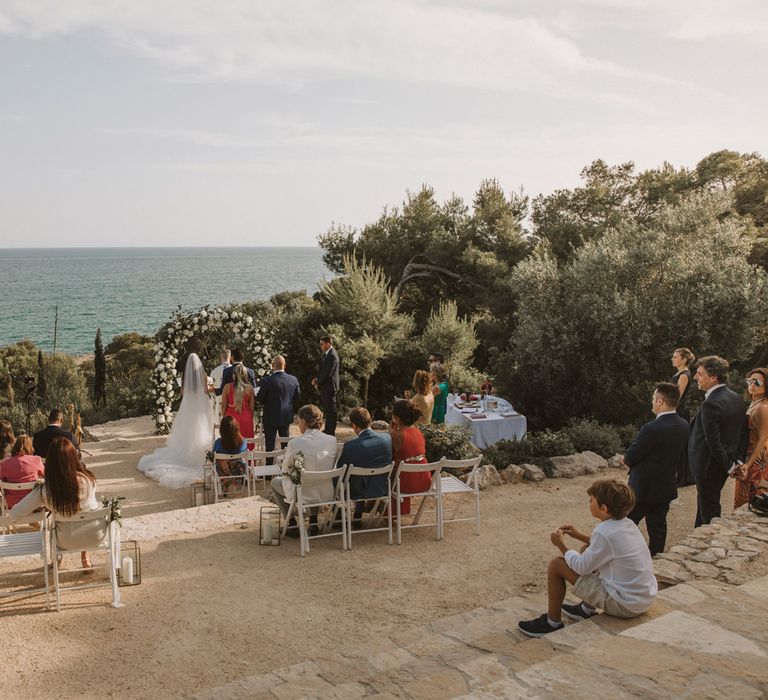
444, 394, 527, 449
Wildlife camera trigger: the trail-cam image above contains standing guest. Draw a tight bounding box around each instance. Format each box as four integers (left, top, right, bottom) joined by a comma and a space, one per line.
271, 405, 337, 537
33, 409, 76, 458
220, 348, 257, 392
0, 435, 45, 508
390, 399, 431, 516
671, 347, 696, 486
732, 368, 768, 509
0, 421, 14, 460
221, 365, 255, 439
210, 347, 231, 396
338, 407, 392, 526
427, 352, 444, 368
518, 479, 657, 637
408, 370, 434, 424
256, 355, 301, 452
212, 416, 248, 495
430, 363, 450, 425
312, 335, 339, 436
689, 355, 748, 527
623, 383, 690, 556
13, 438, 100, 569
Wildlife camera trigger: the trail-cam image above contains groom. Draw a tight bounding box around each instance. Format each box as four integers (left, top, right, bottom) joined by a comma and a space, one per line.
219, 347, 257, 393
312, 335, 339, 436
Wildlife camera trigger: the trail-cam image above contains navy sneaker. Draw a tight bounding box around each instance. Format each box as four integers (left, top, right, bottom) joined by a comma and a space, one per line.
518, 614, 563, 638
562, 603, 597, 622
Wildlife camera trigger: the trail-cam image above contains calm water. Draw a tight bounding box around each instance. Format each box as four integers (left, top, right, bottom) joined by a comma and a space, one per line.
0, 247, 329, 354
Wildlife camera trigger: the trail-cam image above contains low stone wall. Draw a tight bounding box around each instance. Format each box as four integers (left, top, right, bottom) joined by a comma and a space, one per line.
653, 507, 768, 586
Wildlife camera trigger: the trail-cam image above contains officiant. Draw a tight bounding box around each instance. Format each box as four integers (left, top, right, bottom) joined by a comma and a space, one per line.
256, 355, 300, 452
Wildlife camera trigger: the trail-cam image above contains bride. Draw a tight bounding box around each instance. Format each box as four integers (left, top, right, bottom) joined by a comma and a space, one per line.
138, 353, 213, 489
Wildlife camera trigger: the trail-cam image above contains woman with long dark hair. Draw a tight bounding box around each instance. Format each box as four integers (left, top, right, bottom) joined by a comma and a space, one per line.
390, 399, 431, 516
213, 415, 248, 494
671, 347, 696, 486
732, 368, 768, 509
13, 437, 100, 569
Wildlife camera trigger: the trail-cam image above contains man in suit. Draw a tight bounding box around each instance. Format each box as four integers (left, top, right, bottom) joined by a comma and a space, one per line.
33, 408, 77, 458
219, 347, 256, 394
623, 383, 690, 555
688, 355, 748, 527
337, 407, 392, 524
256, 355, 300, 452
209, 347, 231, 424
312, 335, 339, 436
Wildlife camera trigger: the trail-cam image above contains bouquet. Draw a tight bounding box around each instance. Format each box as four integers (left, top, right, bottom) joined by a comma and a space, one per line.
101, 496, 127, 527
286, 451, 305, 485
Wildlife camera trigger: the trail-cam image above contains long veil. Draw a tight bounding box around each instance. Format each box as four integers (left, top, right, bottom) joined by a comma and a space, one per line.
137, 353, 213, 489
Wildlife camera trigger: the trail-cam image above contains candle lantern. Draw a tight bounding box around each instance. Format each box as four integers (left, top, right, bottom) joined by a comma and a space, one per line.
259, 506, 281, 546
190, 477, 213, 508
117, 540, 142, 587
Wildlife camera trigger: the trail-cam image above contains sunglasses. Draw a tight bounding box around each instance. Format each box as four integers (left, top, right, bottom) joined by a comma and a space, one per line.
747, 378, 764, 387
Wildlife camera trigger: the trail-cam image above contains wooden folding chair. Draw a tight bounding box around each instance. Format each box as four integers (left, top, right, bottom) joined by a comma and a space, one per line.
0, 511, 51, 610
211, 452, 251, 502
439, 456, 482, 536
394, 460, 444, 544
343, 462, 394, 549
0, 481, 38, 522
247, 449, 285, 494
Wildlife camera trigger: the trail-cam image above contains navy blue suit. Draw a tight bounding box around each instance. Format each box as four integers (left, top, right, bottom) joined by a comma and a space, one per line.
338, 429, 392, 501
688, 386, 747, 526
256, 370, 300, 452
624, 412, 690, 555
317, 347, 340, 436
219, 362, 257, 395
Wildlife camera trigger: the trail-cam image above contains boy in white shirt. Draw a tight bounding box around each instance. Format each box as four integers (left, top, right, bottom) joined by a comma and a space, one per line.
518, 478, 657, 637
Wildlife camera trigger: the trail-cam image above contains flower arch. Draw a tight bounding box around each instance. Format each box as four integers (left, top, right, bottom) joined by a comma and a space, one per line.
151, 306, 273, 434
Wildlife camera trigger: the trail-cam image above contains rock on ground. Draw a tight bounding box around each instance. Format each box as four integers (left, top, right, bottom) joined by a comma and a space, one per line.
548, 451, 608, 478
520, 463, 546, 482
500, 464, 525, 484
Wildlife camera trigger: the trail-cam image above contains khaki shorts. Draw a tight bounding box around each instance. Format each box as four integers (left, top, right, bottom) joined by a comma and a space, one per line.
571, 574, 641, 619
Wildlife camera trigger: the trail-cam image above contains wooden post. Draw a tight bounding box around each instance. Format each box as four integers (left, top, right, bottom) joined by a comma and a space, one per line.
52, 305, 59, 353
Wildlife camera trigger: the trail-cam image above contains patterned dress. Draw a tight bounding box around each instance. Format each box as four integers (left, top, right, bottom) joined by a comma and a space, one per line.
734, 400, 768, 509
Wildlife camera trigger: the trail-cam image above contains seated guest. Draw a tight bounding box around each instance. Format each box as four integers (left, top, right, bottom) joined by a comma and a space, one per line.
0, 421, 14, 460
13, 437, 100, 570
271, 405, 337, 536
0, 435, 45, 508
338, 407, 393, 524
33, 409, 76, 458
518, 479, 657, 637
408, 371, 434, 425
390, 399, 431, 515
430, 363, 450, 424
212, 416, 248, 494
623, 383, 689, 556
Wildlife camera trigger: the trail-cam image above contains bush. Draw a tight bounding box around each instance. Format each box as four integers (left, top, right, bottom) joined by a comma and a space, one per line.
481, 429, 576, 469
419, 424, 479, 462
616, 423, 640, 450
562, 418, 622, 458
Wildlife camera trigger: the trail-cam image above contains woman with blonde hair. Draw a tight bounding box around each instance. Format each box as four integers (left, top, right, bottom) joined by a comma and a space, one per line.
409, 370, 434, 424
221, 363, 255, 439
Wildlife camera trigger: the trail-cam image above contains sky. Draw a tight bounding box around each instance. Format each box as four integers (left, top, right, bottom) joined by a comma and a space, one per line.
0, 0, 766, 247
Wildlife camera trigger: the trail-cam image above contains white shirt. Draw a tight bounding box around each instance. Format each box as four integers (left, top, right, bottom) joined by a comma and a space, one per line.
705, 383, 725, 400
280, 429, 338, 504
210, 362, 230, 390
655, 410, 677, 419
564, 518, 657, 614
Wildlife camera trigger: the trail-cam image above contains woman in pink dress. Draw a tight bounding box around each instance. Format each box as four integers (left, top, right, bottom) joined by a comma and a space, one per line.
221, 364, 255, 439
0, 435, 45, 508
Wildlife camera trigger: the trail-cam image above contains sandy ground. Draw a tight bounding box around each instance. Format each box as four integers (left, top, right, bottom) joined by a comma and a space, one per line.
0, 416, 753, 699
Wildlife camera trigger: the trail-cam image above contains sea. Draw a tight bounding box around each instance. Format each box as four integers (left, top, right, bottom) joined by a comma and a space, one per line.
0, 247, 330, 355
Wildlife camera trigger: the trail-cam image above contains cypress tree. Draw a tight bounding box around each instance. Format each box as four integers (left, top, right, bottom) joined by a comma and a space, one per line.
36, 350, 47, 402
94, 328, 107, 407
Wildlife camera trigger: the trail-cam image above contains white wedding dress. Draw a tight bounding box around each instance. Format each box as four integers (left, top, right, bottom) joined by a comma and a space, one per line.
137, 353, 213, 489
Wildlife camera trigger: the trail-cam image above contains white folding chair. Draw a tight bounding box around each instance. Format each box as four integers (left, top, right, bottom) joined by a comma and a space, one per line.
211, 451, 251, 502
246, 435, 265, 453
335, 442, 345, 462
51, 506, 121, 611
440, 456, 482, 536
394, 459, 444, 544
247, 449, 286, 494
343, 462, 394, 549
0, 511, 51, 610
0, 481, 38, 522
276, 436, 291, 449
282, 465, 348, 557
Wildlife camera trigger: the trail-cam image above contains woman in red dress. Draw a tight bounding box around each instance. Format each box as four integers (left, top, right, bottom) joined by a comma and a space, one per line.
221, 364, 255, 439
390, 399, 433, 516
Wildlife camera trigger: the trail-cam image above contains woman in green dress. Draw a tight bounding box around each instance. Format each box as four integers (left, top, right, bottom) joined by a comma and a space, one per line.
430, 362, 450, 424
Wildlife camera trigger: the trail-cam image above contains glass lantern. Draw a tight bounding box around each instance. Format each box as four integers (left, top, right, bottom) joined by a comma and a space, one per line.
117, 540, 142, 587
190, 478, 213, 507
259, 506, 281, 546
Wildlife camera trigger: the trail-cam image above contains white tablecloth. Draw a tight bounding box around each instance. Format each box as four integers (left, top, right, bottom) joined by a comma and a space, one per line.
444, 394, 527, 449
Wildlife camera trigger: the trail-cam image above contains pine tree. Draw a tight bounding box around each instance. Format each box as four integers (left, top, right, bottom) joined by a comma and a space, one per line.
36, 350, 47, 403
94, 328, 107, 407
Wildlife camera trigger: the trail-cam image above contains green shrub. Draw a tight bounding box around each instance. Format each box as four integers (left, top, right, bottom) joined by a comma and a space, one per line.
481, 439, 530, 470
419, 423, 479, 462
563, 418, 622, 458
481, 429, 576, 470
616, 423, 640, 450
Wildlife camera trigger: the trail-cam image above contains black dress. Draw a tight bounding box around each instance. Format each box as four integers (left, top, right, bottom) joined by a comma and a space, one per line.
672, 369, 695, 485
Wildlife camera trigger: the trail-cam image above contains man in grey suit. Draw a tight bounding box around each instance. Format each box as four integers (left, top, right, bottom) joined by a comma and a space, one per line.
688, 355, 747, 527
312, 335, 339, 436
